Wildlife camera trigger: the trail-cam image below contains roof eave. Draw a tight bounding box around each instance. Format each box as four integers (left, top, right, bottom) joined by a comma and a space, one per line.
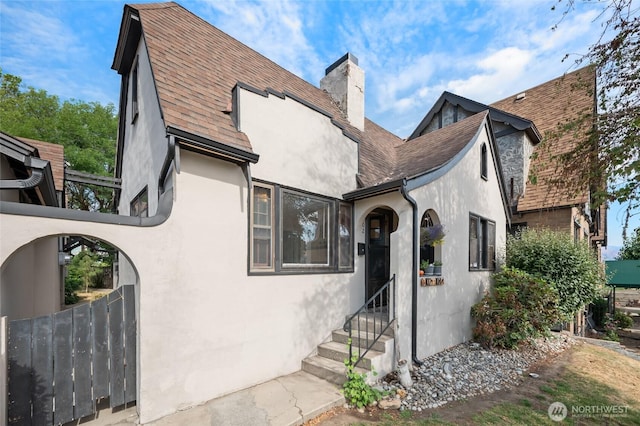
167, 126, 259, 164
343, 178, 404, 201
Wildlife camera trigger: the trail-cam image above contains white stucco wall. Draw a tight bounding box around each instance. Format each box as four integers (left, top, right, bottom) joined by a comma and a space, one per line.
238, 87, 359, 199
410, 124, 507, 358
1, 237, 61, 320
0, 147, 360, 424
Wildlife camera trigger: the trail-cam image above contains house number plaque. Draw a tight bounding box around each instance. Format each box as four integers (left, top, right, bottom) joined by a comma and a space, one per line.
420, 277, 444, 287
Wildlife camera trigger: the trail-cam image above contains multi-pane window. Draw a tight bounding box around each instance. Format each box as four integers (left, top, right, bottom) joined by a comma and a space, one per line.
469, 213, 495, 270
130, 187, 148, 217
252, 185, 273, 269
250, 182, 353, 273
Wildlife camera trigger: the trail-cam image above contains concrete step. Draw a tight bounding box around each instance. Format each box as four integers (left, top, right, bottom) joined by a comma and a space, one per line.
331, 328, 393, 353
302, 355, 349, 386
317, 341, 383, 370
345, 315, 395, 337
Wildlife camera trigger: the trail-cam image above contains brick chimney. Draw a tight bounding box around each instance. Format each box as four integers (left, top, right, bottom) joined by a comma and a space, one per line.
320, 53, 364, 131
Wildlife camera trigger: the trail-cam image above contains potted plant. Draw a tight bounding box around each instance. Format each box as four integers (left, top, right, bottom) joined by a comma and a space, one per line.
433, 261, 442, 275
421, 260, 434, 275
420, 224, 446, 247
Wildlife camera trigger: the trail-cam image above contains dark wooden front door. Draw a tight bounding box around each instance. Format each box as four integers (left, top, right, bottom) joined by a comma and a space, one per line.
366, 210, 391, 303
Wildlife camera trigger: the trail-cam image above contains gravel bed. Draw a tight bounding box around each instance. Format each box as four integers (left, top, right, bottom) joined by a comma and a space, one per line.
378, 333, 575, 412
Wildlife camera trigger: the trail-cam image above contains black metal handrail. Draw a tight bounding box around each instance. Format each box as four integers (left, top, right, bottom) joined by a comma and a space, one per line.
343, 274, 396, 368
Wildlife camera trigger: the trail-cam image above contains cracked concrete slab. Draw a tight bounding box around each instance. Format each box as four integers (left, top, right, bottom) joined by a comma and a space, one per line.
146, 371, 344, 426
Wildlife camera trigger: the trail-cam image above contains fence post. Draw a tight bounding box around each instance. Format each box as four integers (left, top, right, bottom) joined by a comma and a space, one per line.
1, 316, 7, 425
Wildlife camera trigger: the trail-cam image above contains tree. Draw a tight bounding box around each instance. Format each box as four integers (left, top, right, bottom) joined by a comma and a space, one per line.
506, 228, 605, 320
618, 226, 640, 259
550, 0, 639, 236
0, 69, 118, 212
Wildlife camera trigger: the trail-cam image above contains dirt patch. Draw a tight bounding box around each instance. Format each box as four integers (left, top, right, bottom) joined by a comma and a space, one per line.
309, 341, 640, 425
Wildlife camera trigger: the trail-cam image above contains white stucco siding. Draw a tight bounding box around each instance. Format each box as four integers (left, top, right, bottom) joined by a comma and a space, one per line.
238, 88, 359, 198
117, 38, 167, 217
0, 147, 362, 422
410, 125, 507, 358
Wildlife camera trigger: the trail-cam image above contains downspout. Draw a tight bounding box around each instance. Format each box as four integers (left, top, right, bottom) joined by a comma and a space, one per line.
400, 178, 423, 366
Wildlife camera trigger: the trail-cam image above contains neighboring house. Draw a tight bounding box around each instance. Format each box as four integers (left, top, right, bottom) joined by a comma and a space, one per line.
490, 68, 606, 251
0, 131, 65, 319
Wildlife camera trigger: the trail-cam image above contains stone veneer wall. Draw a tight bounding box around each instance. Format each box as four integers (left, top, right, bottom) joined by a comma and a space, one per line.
496, 132, 526, 206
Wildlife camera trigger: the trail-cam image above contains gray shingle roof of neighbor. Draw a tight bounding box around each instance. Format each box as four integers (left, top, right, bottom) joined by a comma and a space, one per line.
408, 91, 542, 144
112, 2, 362, 155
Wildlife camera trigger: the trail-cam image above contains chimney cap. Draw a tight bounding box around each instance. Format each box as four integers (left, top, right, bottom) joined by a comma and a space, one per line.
325, 52, 359, 76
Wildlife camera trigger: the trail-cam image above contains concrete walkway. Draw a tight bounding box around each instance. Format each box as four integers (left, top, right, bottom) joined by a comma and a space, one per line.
86, 371, 344, 426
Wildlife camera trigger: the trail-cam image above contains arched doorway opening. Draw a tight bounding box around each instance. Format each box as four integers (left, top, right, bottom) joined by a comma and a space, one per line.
1, 234, 139, 424
364, 207, 399, 303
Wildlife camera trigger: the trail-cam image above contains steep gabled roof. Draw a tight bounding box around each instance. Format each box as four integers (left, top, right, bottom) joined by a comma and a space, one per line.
112, 2, 361, 157
408, 91, 541, 143
490, 66, 595, 211
346, 111, 498, 201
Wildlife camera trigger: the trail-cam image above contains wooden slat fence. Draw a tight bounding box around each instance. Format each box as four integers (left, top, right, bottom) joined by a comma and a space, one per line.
6, 285, 136, 425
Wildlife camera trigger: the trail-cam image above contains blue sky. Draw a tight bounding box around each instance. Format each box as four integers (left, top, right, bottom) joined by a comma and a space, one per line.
0, 0, 637, 252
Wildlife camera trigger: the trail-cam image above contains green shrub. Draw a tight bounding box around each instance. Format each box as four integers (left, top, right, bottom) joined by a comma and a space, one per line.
471, 267, 561, 349
506, 228, 604, 320
342, 340, 381, 408
614, 311, 633, 329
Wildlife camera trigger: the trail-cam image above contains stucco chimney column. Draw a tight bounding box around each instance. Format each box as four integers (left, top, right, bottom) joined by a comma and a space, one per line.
320, 53, 365, 131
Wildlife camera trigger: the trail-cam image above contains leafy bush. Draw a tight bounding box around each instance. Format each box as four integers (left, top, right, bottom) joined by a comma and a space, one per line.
614, 311, 634, 329
471, 268, 561, 349
506, 228, 604, 320
342, 340, 381, 408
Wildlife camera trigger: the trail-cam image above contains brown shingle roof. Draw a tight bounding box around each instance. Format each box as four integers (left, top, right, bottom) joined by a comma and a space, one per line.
127, 2, 361, 152
359, 111, 488, 188
490, 67, 595, 211
18, 137, 65, 191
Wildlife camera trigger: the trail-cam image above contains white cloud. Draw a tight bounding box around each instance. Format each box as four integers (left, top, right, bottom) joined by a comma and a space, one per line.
199, 0, 323, 83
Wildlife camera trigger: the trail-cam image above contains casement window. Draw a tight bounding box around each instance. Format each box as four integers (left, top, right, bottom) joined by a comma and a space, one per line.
251, 184, 274, 269
480, 143, 488, 180
469, 213, 495, 270
250, 181, 353, 273
130, 187, 148, 217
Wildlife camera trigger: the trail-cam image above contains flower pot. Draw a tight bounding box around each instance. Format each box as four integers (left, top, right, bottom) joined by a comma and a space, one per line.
426, 265, 434, 275
434, 265, 442, 275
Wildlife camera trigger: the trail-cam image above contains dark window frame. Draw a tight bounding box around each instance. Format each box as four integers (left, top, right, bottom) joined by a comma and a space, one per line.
130, 186, 148, 218
249, 180, 353, 275
131, 57, 139, 124
469, 213, 495, 271
480, 143, 488, 180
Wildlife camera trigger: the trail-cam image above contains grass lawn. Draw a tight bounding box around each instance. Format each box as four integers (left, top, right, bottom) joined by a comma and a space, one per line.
312, 341, 640, 425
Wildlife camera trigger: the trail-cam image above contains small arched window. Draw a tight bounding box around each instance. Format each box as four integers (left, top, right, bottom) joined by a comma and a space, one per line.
481, 143, 488, 180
